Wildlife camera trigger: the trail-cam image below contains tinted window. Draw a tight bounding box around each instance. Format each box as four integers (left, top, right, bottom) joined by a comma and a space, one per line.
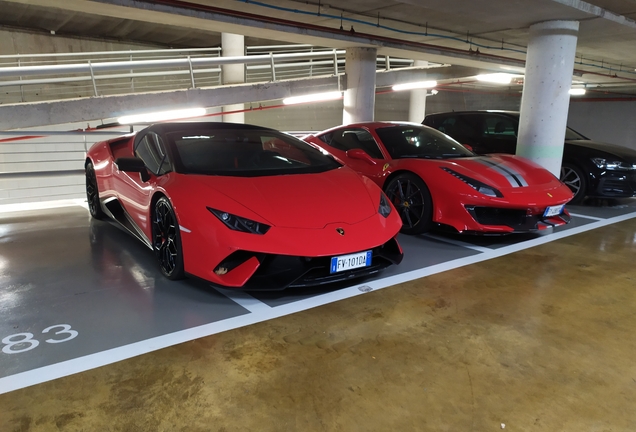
437, 115, 482, 139
318, 128, 384, 159
482, 116, 517, 137
167, 128, 340, 176
135, 132, 171, 175
437, 117, 456, 134
376, 125, 474, 159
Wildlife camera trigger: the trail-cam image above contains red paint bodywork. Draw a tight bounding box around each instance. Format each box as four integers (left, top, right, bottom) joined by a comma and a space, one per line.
304, 122, 574, 234
86, 129, 403, 288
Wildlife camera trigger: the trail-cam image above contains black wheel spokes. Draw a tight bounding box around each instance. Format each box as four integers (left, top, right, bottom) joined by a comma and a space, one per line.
154, 202, 178, 275
405, 181, 413, 201
159, 239, 176, 273
388, 179, 426, 229
397, 180, 406, 200
163, 238, 178, 271
401, 205, 413, 227
86, 169, 98, 212
406, 189, 421, 200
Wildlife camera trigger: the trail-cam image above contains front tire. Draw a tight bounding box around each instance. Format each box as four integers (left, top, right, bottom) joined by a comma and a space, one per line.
152, 197, 185, 280
85, 162, 106, 219
384, 173, 433, 235
560, 163, 587, 204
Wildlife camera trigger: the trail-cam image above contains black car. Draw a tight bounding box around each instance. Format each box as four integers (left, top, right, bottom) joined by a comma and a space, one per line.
423, 110, 636, 204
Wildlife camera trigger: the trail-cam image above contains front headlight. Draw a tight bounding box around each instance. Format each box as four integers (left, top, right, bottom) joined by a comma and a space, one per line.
208, 207, 270, 235
591, 158, 636, 171
441, 167, 503, 198
379, 192, 392, 218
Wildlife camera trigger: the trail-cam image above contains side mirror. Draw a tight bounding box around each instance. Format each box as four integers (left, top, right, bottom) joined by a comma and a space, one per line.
115, 157, 150, 181
346, 149, 377, 165
462, 144, 474, 152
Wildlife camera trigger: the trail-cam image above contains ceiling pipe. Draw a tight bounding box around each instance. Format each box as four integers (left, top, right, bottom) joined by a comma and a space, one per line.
133, 0, 636, 78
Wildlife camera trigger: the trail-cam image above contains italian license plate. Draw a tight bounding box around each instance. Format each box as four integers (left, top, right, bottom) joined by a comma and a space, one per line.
544, 204, 564, 217
330, 251, 372, 274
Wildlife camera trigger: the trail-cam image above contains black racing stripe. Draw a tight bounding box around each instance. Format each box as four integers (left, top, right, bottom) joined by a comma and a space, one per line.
481, 159, 524, 187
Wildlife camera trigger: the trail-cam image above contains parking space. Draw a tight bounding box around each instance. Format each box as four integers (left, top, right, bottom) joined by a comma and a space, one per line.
1, 199, 636, 393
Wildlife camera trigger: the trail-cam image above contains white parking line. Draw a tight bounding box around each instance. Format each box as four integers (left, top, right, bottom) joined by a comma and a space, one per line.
214, 288, 272, 313
1, 209, 636, 395
568, 212, 605, 221
422, 233, 492, 253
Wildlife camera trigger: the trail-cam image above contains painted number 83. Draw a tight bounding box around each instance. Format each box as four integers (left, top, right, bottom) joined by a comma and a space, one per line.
2, 324, 78, 354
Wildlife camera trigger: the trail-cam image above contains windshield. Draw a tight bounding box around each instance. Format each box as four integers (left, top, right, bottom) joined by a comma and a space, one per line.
375, 125, 475, 159
167, 128, 341, 176
565, 126, 588, 140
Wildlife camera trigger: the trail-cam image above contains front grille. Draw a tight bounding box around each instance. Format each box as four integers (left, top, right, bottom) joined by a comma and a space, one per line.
465, 205, 570, 232
223, 237, 403, 291
467, 206, 527, 226
598, 177, 636, 197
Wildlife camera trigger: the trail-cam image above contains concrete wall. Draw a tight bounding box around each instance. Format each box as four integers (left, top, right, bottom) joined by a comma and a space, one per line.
0, 121, 130, 205
245, 90, 522, 131
245, 92, 410, 131
0, 29, 159, 205
425, 90, 522, 114
567, 100, 636, 150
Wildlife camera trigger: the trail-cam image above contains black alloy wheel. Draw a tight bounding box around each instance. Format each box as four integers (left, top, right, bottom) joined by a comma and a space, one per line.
560, 163, 587, 205
152, 197, 185, 280
384, 173, 433, 235
85, 162, 106, 219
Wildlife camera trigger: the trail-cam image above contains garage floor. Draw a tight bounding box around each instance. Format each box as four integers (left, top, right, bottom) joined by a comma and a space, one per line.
1, 200, 636, 430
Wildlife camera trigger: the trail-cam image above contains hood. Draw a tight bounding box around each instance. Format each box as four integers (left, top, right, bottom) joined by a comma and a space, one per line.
184, 166, 378, 229
565, 139, 636, 162
442, 154, 559, 190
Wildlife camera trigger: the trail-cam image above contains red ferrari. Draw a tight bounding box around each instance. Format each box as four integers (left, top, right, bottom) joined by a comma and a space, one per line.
85, 122, 403, 289
304, 122, 574, 235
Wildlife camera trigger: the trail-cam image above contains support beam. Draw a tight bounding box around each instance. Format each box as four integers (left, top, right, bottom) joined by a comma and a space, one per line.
517, 20, 579, 177
0, 66, 460, 130
343, 47, 377, 124
0, 76, 341, 130
549, 0, 636, 28
222, 33, 245, 123
408, 60, 428, 123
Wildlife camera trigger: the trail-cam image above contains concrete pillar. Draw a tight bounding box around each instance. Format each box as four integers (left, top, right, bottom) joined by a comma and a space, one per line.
408, 60, 429, 123
222, 33, 245, 123
517, 20, 579, 176
343, 47, 377, 124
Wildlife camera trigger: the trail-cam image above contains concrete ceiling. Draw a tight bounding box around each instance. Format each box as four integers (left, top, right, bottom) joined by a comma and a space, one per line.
1, 0, 636, 96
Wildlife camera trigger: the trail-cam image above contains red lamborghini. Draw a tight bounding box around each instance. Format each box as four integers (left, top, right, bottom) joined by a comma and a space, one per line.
85, 122, 403, 289
304, 122, 574, 235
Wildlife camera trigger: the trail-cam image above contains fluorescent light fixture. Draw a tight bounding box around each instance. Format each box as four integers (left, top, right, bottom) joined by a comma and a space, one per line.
476, 73, 517, 84
392, 80, 438, 91
569, 88, 586, 96
283, 91, 343, 105
117, 108, 206, 124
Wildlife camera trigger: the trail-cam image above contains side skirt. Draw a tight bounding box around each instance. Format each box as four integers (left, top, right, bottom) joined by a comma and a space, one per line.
101, 197, 153, 250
